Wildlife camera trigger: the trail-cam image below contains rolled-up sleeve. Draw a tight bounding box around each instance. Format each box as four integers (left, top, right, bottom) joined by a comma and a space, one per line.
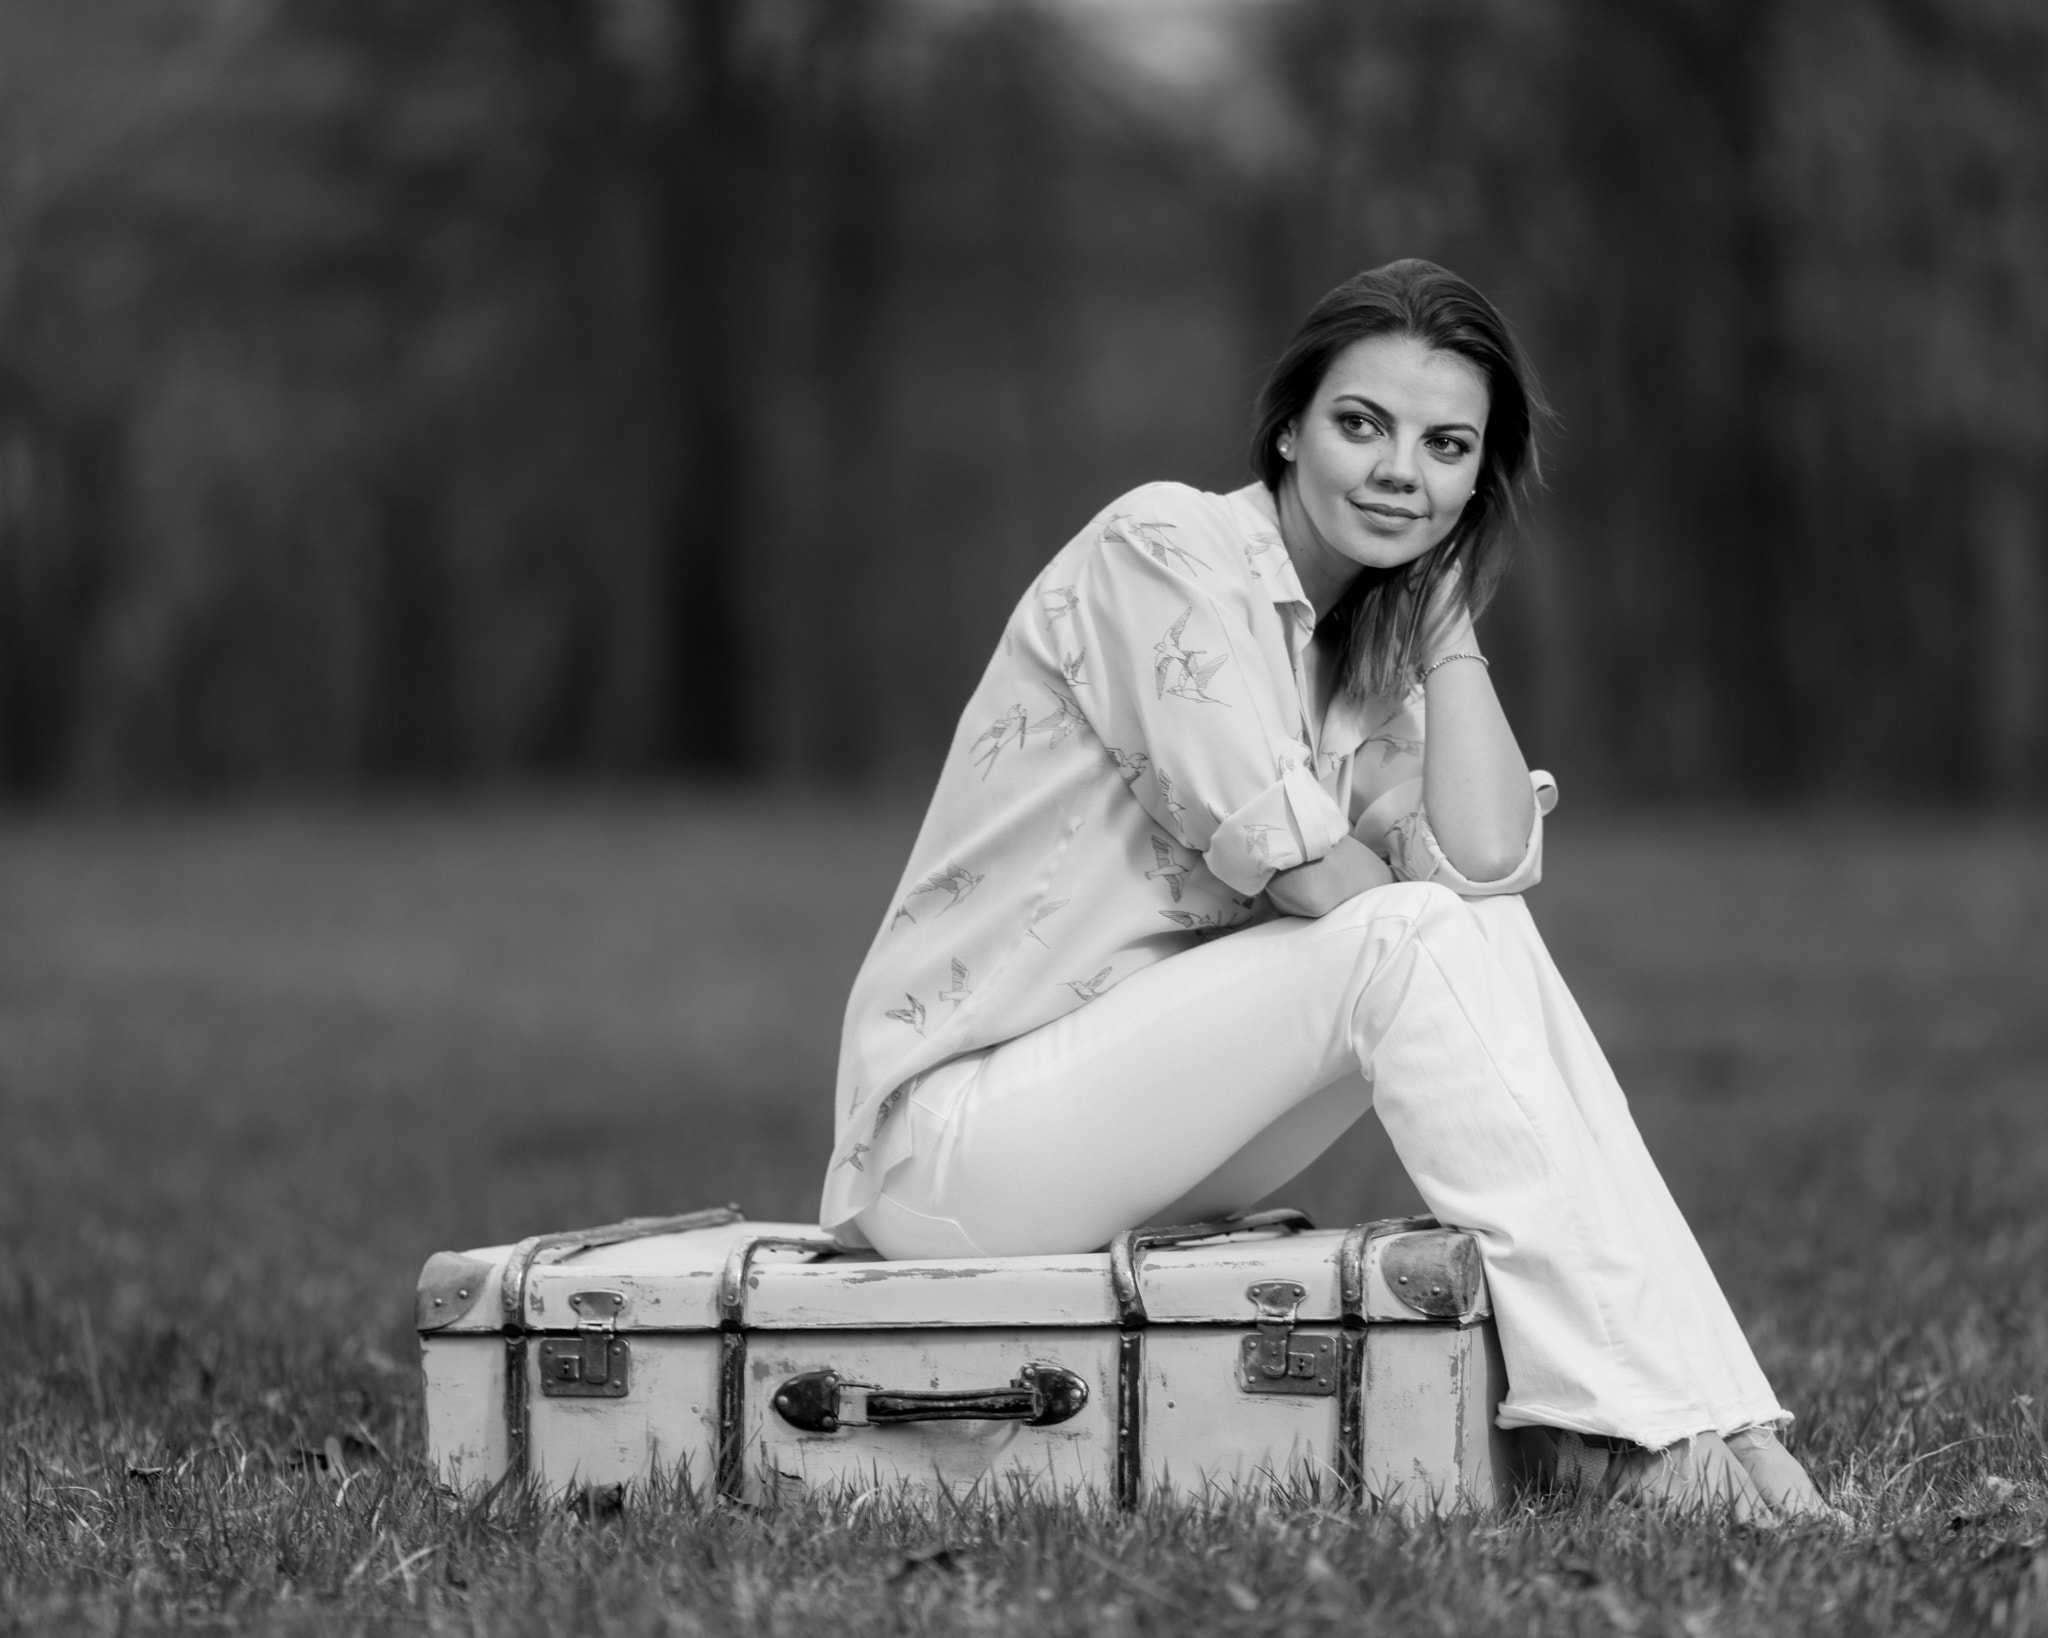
1386, 769, 1559, 897
1067, 489, 1350, 897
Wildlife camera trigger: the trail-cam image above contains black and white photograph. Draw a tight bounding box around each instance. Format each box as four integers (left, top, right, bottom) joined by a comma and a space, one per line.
2, 0, 2045, 1632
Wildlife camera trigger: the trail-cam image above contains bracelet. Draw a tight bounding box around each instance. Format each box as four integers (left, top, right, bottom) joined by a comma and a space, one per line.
1418, 651, 1489, 682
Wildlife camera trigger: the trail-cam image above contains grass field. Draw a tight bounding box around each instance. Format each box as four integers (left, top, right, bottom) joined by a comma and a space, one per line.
3, 794, 2047, 1634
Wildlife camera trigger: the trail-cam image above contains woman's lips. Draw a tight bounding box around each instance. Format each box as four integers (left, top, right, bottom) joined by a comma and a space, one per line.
1355, 501, 1423, 521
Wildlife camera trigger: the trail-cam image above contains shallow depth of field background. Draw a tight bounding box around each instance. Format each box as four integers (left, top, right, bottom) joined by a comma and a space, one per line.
3, 1, 2048, 1634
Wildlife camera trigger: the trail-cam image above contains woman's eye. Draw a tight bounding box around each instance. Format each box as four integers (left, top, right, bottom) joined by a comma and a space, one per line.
1426, 436, 1472, 458
1338, 413, 1381, 437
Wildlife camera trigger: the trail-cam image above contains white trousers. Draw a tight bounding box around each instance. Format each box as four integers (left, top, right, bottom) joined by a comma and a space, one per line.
854, 882, 1788, 1449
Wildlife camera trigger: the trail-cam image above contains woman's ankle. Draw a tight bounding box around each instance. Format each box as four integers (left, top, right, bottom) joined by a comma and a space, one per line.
1515, 1426, 1634, 1495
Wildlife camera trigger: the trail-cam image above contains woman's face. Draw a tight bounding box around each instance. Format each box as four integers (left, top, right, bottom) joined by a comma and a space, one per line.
1277, 333, 1490, 581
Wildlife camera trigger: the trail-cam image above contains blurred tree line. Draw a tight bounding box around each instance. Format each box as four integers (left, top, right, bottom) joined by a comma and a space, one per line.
1, 0, 2043, 800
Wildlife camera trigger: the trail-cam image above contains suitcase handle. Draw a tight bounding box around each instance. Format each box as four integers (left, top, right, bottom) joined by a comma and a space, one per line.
770, 1363, 1089, 1434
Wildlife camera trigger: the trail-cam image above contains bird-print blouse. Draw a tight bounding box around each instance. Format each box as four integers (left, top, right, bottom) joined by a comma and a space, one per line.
819, 480, 1556, 1239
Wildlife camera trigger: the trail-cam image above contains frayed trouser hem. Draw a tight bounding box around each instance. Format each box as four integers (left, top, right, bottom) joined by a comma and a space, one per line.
1498, 1402, 1794, 1451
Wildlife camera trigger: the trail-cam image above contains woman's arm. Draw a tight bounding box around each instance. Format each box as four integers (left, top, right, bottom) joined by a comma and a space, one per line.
1065, 486, 1354, 897
1266, 835, 1393, 917
1418, 609, 1535, 883
1269, 605, 1537, 916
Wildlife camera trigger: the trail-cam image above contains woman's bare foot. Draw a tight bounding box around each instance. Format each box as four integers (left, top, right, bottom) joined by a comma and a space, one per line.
1607, 1431, 1771, 1523
1724, 1426, 1846, 1524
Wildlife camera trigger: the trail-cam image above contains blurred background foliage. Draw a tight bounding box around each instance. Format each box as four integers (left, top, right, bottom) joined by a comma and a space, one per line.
0, 0, 2043, 801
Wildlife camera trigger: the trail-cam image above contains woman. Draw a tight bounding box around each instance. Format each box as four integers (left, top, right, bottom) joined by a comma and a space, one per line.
819, 260, 1830, 1519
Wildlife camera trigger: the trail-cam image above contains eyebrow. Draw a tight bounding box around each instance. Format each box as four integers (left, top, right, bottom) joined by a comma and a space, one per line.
1330, 393, 1482, 439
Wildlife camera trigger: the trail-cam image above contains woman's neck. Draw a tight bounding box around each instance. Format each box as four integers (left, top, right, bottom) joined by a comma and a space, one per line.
1273, 477, 1359, 624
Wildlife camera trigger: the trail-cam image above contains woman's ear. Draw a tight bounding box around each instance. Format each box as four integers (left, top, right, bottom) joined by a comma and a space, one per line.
1276, 421, 1299, 462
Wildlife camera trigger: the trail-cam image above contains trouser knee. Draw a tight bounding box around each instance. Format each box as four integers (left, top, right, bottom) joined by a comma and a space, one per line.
1325, 877, 1467, 929
1392, 879, 1467, 919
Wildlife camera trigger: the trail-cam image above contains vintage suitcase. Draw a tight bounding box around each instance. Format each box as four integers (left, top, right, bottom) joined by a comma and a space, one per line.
417, 1206, 1515, 1513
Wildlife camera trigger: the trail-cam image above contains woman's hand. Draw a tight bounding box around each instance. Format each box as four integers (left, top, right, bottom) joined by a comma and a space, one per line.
1267, 836, 1396, 918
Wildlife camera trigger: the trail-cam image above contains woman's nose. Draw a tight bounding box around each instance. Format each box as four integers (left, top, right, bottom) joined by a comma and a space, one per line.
1370, 440, 1420, 490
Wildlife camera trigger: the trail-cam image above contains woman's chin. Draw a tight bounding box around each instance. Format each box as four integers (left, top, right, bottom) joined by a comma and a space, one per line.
1338, 532, 1437, 573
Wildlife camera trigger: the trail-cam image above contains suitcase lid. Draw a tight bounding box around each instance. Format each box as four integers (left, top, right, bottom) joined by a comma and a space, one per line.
418, 1212, 1489, 1335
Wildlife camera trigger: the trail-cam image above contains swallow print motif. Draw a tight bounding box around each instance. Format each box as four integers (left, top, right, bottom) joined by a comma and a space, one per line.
939, 959, 973, 1007
1155, 767, 1188, 829
1064, 965, 1115, 1002
1146, 835, 1194, 902
1024, 899, 1070, 946
1153, 608, 1232, 704
1104, 512, 1208, 575
1029, 689, 1088, 748
969, 706, 1029, 779
1106, 746, 1149, 785
884, 994, 927, 1035
1365, 732, 1423, 768
908, 861, 984, 916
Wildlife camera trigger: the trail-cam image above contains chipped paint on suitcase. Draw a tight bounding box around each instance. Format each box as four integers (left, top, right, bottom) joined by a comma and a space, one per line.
416, 1205, 1516, 1513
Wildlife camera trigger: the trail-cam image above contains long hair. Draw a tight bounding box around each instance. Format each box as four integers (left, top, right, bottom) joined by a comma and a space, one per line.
1249, 259, 1552, 701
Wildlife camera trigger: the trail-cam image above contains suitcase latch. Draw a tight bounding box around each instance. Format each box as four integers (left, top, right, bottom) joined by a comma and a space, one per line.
1238, 1280, 1337, 1396
538, 1290, 630, 1398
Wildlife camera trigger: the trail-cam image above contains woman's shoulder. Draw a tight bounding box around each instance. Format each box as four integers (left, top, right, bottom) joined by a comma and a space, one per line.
1058, 480, 1272, 578
1090, 479, 1249, 530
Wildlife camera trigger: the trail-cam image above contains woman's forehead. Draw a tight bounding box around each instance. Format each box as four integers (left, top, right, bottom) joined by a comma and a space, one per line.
1318, 334, 1490, 428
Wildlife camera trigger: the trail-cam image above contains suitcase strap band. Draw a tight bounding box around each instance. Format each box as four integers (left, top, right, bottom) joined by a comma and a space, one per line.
716, 1232, 843, 1500
1112, 1210, 1447, 1507
1104, 1207, 1320, 1509
1106, 1207, 1316, 1327
499, 1206, 747, 1483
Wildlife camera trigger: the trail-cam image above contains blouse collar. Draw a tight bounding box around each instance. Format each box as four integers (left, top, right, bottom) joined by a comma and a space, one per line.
1225, 483, 1373, 766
